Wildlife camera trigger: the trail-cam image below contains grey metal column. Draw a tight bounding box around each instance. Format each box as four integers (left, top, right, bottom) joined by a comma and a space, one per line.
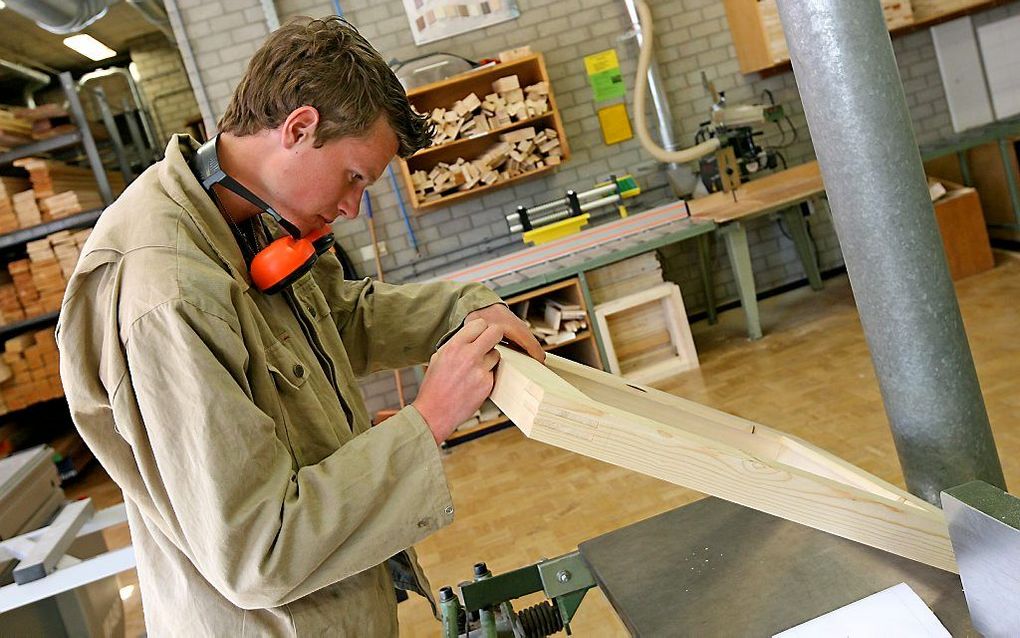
776, 0, 1004, 503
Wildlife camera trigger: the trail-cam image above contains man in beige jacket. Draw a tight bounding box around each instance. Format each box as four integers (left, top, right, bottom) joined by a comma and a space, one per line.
56, 16, 543, 636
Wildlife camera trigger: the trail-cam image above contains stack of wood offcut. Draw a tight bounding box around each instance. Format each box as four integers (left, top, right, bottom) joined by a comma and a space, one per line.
514, 297, 587, 346
0, 327, 62, 413
586, 252, 665, 305
0, 229, 89, 324
0, 176, 31, 233
411, 126, 561, 203
426, 75, 551, 146
13, 104, 76, 141
11, 157, 121, 223
0, 108, 33, 149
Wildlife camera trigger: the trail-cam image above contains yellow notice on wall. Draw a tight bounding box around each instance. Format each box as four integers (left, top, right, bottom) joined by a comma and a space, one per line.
598, 103, 633, 145
584, 49, 620, 75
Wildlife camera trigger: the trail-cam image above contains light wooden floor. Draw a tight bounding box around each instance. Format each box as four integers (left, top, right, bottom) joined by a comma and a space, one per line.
68, 253, 1020, 637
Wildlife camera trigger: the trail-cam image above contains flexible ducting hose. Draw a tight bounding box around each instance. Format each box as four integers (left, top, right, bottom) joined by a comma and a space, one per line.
633, 0, 720, 163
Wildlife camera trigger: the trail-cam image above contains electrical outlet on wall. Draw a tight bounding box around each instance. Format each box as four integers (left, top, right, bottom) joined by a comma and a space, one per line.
359, 242, 387, 261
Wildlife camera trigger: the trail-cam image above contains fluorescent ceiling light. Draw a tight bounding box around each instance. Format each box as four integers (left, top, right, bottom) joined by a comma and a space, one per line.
63, 34, 116, 61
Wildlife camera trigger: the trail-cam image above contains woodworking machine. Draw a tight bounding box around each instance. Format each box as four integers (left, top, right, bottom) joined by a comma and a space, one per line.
440, 481, 1020, 635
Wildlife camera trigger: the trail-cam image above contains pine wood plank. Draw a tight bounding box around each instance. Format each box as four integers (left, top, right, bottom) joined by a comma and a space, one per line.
489, 346, 958, 573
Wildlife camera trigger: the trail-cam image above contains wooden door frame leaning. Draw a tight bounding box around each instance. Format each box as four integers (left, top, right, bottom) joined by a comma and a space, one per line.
490, 347, 957, 573
593, 282, 699, 384
689, 161, 827, 340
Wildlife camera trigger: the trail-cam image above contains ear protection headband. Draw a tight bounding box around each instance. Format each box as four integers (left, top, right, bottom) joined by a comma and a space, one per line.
191, 135, 335, 294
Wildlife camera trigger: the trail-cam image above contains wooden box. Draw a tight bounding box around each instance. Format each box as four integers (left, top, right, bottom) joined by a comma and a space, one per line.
932, 180, 994, 280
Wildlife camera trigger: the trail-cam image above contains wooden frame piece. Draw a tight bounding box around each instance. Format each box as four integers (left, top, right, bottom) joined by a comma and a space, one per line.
489, 347, 957, 573
594, 283, 698, 384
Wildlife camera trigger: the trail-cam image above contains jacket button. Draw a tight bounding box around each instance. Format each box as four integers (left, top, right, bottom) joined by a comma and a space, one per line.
307, 305, 317, 317
293, 364, 305, 378
444, 505, 454, 516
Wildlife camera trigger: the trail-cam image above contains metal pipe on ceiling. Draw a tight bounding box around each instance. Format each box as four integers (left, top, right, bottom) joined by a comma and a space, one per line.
0, 59, 51, 107
4, 0, 110, 34
776, 0, 1005, 503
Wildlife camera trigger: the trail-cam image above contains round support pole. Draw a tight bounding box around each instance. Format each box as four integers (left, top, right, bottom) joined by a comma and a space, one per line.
776, 0, 1005, 503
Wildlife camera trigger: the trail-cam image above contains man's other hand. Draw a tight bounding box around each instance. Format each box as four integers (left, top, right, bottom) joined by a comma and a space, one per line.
465, 304, 546, 363
413, 319, 504, 445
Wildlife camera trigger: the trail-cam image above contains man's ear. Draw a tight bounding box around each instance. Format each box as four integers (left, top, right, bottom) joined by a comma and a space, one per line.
280, 106, 320, 149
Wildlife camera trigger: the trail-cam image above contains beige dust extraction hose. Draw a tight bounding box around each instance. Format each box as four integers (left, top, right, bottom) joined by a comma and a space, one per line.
633, 0, 720, 163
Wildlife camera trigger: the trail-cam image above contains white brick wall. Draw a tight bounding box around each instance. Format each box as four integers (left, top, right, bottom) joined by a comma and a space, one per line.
129, 33, 202, 142
170, 0, 1020, 414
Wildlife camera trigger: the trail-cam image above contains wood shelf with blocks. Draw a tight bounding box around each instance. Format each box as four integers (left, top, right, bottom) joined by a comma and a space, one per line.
724, 0, 1012, 75
443, 277, 600, 446
398, 54, 569, 213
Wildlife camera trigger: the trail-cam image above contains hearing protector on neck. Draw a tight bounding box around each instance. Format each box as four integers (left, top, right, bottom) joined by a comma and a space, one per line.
191, 135, 336, 294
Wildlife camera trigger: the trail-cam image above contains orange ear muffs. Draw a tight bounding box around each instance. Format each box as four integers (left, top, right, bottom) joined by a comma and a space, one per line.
250, 236, 318, 294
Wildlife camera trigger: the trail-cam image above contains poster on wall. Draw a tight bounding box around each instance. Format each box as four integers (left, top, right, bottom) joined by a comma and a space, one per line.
402, 0, 520, 46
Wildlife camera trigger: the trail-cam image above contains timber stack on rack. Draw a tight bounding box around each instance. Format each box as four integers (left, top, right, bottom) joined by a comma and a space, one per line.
13, 104, 76, 141
0, 108, 33, 149
0, 176, 32, 233
0, 229, 89, 324
410, 75, 561, 203
11, 158, 121, 222
0, 327, 62, 413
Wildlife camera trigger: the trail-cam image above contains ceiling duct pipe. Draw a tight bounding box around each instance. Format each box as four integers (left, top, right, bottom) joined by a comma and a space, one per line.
4, 0, 110, 34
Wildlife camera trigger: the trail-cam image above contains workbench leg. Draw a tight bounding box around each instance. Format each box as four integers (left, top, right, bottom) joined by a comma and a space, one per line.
696, 233, 718, 324
781, 204, 824, 291
720, 222, 762, 340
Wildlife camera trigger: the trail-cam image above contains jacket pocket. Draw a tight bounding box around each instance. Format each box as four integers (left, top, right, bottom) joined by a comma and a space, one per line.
265, 340, 309, 390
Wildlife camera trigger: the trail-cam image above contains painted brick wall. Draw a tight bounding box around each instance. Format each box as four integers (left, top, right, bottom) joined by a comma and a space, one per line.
172, 0, 1020, 414
129, 33, 203, 143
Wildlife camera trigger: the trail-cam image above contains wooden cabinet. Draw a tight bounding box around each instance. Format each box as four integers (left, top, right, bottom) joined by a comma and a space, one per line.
397, 54, 569, 213
724, 0, 1009, 75
924, 137, 1020, 228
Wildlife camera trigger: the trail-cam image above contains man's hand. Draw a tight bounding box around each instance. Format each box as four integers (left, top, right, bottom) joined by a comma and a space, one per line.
465, 304, 546, 363
413, 319, 504, 445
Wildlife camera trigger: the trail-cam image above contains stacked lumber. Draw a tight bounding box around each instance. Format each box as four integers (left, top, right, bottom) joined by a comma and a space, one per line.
0, 327, 62, 413
11, 190, 41, 228
586, 253, 666, 306
14, 157, 124, 199
0, 229, 89, 324
0, 176, 31, 233
26, 238, 67, 312
411, 127, 562, 203
13, 104, 76, 141
38, 190, 104, 219
426, 75, 552, 146
0, 108, 33, 149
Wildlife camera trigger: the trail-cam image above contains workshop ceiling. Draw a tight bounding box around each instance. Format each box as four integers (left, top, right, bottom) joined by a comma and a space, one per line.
0, 2, 164, 77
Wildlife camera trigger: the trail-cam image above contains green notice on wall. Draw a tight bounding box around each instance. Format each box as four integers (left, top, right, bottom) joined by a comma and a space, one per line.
584, 49, 626, 102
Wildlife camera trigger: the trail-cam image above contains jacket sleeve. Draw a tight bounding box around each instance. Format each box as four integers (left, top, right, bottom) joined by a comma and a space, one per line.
119, 299, 454, 609
313, 253, 504, 375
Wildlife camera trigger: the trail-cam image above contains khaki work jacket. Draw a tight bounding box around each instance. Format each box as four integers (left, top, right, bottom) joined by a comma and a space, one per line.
56, 135, 502, 635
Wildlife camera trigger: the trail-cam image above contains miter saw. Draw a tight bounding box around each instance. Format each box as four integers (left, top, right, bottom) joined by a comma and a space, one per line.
693, 73, 788, 195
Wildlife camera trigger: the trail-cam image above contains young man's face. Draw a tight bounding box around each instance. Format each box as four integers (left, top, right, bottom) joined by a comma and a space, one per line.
272, 115, 399, 236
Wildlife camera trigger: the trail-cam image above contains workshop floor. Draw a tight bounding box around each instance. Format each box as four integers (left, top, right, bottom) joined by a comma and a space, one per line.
67, 252, 1020, 637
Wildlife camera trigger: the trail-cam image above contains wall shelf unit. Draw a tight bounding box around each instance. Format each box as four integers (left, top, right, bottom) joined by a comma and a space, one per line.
724, 0, 1014, 75
398, 53, 569, 213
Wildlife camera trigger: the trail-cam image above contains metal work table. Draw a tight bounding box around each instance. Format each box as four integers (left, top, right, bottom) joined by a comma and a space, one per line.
578, 497, 974, 636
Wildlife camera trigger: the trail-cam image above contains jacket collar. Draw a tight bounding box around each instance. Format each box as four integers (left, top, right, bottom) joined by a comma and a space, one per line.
158, 134, 251, 291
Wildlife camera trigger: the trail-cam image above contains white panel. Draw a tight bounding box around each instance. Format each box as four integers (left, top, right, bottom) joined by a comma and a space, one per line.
931, 17, 994, 133
978, 14, 1020, 120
